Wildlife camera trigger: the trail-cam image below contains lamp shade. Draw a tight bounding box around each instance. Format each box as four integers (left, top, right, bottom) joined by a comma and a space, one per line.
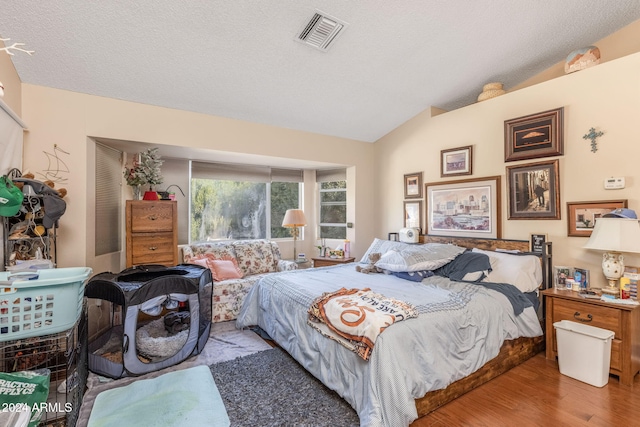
583, 218, 640, 253
282, 209, 307, 227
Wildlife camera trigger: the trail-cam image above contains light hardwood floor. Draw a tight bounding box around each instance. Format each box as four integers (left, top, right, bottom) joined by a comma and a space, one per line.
410, 352, 639, 426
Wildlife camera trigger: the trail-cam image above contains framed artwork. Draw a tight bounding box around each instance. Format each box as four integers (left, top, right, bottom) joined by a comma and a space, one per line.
566, 199, 628, 237
440, 145, 472, 177
425, 175, 501, 239
404, 172, 423, 199
506, 159, 560, 220
504, 107, 564, 162
404, 200, 423, 230
530, 233, 547, 253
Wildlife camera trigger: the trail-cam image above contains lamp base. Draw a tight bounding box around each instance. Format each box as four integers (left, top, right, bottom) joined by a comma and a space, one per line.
600, 286, 620, 297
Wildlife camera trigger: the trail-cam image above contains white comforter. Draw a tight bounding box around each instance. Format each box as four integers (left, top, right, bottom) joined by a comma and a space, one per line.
236, 264, 542, 427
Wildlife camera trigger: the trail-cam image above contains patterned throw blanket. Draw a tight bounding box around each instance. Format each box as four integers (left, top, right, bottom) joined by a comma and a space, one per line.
307, 288, 418, 361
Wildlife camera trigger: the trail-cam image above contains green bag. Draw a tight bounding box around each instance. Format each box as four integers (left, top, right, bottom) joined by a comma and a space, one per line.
0, 369, 51, 427
0, 175, 24, 217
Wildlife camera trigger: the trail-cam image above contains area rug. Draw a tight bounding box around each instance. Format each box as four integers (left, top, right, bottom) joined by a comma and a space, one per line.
209, 347, 360, 427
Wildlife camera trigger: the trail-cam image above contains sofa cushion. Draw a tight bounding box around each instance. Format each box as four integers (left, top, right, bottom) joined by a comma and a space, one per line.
184, 242, 237, 263
209, 258, 243, 281
233, 240, 277, 276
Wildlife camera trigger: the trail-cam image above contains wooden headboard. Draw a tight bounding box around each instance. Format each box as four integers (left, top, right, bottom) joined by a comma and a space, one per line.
420, 234, 553, 290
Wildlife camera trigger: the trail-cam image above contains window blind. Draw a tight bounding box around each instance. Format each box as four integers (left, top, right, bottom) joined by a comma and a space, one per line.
191, 162, 302, 183
316, 168, 346, 182
95, 143, 122, 256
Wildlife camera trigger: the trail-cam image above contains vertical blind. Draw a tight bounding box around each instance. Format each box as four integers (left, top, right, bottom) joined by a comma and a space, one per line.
95, 143, 122, 256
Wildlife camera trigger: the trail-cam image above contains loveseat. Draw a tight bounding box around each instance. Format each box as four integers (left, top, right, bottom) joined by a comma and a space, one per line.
180, 239, 297, 322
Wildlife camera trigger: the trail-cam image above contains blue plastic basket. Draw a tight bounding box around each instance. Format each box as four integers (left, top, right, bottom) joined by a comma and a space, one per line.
0, 267, 92, 341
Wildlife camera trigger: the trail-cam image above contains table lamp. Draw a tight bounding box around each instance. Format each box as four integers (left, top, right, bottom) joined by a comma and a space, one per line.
583, 209, 640, 295
282, 209, 307, 261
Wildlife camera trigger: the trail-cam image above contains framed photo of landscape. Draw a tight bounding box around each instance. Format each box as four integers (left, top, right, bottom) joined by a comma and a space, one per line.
440, 145, 472, 177
567, 199, 627, 237
506, 159, 560, 220
404, 172, 423, 199
425, 175, 501, 239
504, 107, 564, 162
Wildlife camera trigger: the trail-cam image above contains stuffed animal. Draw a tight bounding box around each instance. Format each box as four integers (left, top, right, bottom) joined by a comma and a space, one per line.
355, 252, 383, 274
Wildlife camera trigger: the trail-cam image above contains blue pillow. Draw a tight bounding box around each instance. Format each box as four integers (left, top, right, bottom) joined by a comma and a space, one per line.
391, 270, 434, 282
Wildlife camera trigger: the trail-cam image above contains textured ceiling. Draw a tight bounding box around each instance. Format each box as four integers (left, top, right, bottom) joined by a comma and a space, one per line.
1, 1, 640, 143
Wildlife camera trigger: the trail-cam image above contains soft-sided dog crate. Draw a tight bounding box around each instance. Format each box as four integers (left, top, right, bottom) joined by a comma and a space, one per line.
85, 264, 212, 379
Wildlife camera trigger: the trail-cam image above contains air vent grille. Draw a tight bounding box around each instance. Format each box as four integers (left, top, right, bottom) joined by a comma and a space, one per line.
297, 11, 347, 52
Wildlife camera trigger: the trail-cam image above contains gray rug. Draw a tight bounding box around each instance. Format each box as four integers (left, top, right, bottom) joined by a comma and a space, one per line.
209, 347, 360, 427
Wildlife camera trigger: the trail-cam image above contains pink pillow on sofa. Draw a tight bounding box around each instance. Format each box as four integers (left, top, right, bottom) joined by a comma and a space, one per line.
188, 257, 210, 269
208, 259, 243, 281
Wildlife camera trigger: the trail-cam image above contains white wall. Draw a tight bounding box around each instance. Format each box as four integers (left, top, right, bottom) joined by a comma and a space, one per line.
375, 52, 640, 288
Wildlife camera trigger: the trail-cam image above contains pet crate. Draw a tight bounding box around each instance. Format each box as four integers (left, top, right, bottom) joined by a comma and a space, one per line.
0, 304, 88, 426
85, 264, 212, 379
0, 267, 92, 341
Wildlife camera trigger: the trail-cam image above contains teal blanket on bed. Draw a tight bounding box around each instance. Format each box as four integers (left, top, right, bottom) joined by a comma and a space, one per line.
87, 365, 229, 427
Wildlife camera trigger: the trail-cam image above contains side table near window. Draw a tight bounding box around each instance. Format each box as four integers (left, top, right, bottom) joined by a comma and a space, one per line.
312, 256, 356, 268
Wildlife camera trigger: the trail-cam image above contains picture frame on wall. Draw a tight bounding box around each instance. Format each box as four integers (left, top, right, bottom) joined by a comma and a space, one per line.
404, 172, 423, 199
404, 200, 423, 230
506, 159, 560, 220
425, 175, 501, 239
504, 107, 564, 162
566, 199, 628, 237
440, 145, 472, 177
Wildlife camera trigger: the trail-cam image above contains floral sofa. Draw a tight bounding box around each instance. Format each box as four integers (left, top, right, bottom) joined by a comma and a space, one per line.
180, 239, 297, 322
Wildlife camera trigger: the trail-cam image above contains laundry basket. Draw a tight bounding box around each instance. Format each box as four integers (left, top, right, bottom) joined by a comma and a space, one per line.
0, 267, 92, 341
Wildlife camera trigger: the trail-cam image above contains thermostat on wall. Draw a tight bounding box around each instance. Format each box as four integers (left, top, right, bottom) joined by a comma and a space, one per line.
604, 177, 625, 189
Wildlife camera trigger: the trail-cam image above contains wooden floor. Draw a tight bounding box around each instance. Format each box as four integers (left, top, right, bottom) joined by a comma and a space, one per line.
410, 352, 639, 426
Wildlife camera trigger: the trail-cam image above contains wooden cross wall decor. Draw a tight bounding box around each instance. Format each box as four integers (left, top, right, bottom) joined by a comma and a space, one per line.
582, 127, 604, 153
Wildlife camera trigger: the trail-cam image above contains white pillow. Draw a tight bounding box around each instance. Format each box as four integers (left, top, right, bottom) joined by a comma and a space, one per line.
359, 238, 423, 263
472, 248, 542, 293
375, 243, 466, 272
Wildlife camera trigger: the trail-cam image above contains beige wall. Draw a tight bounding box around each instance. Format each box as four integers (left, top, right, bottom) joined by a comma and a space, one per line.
0, 40, 22, 114
375, 52, 640, 288
19, 85, 376, 273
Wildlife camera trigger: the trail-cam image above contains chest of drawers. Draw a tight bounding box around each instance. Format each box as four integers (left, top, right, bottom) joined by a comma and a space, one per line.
542, 289, 640, 385
126, 200, 178, 268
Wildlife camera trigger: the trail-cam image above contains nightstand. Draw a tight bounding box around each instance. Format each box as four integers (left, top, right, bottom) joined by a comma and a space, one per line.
311, 256, 356, 268
542, 288, 640, 386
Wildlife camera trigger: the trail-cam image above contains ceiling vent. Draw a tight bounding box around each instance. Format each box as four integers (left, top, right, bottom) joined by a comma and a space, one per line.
296, 11, 347, 52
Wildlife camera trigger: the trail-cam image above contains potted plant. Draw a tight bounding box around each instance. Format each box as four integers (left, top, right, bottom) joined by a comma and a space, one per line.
123, 157, 145, 200
137, 148, 164, 200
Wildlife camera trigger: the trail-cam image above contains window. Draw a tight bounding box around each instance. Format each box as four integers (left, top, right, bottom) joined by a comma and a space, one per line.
95, 143, 122, 255
317, 169, 347, 239
190, 162, 302, 242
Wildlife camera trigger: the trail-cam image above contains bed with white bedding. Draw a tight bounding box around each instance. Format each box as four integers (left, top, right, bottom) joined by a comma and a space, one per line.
236, 237, 548, 427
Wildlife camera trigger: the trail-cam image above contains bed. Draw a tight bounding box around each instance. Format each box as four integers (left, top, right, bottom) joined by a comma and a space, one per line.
236, 236, 550, 426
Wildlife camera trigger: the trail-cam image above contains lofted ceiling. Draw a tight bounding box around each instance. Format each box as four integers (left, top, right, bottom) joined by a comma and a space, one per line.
1, 1, 640, 143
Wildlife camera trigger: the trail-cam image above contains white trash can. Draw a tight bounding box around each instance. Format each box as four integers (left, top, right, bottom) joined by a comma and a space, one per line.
553, 320, 614, 387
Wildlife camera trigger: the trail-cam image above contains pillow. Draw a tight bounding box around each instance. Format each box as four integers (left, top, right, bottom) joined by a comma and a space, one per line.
391, 270, 434, 282
359, 238, 423, 263
208, 259, 243, 281
188, 257, 210, 269
374, 243, 466, 272
472, 248, 542, 293
433, 251, 492, 282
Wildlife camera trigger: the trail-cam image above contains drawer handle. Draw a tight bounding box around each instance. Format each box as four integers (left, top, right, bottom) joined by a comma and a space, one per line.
573, 311, 593, 323
149, 215, 157, 221
149, 246, 157, 251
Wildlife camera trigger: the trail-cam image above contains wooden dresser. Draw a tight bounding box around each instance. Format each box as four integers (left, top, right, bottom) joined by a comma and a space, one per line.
542, 288, 640, 386
126, 200, 178, 268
